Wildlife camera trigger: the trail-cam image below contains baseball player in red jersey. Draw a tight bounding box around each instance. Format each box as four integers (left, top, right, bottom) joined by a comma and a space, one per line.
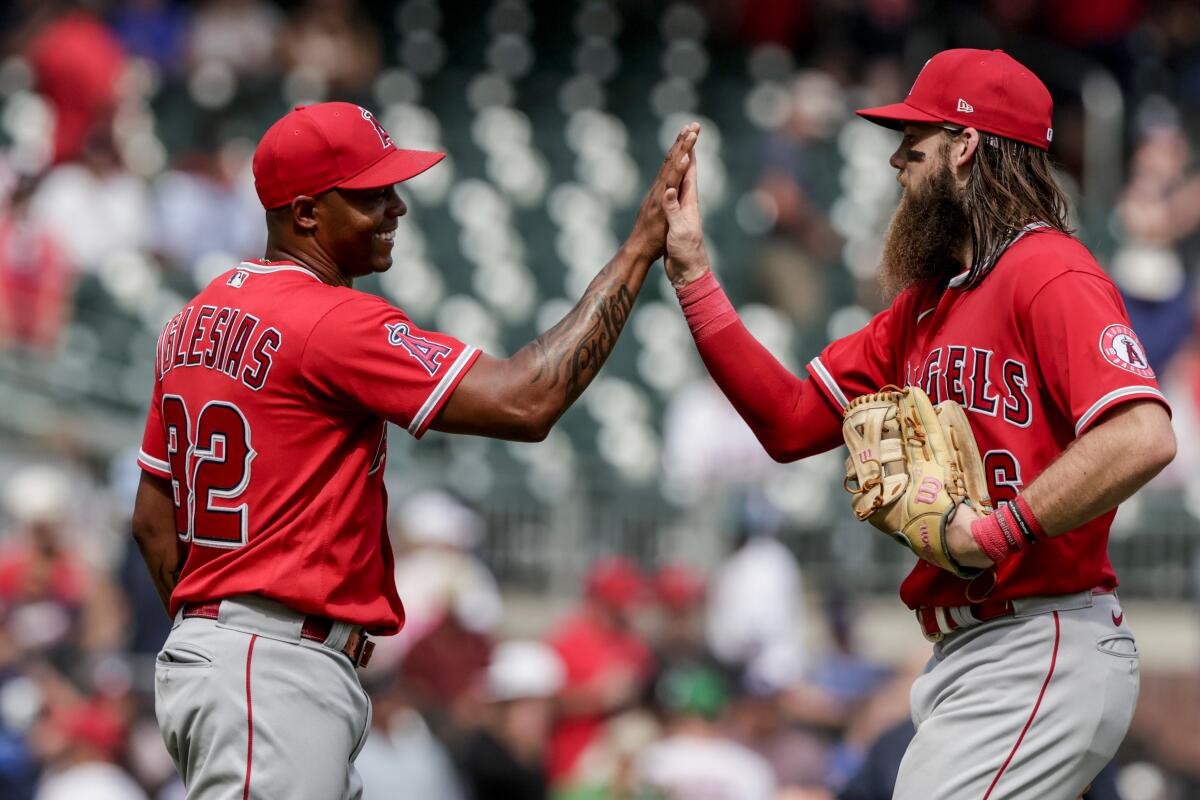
660, 50, 1176, 799
129, 102, 699, 799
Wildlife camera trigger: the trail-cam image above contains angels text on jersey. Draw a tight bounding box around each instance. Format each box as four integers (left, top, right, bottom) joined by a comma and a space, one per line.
906, 345, 1032, 427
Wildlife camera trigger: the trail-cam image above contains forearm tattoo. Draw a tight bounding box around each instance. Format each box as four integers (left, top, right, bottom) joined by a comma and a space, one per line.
529, 271, 636, 402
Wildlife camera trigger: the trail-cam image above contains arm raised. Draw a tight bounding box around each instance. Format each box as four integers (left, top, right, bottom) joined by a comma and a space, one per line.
431, 123, 700, 441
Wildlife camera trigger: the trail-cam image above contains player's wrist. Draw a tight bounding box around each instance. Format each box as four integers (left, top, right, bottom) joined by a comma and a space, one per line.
675, 269, 736, 342
970, 496, 1045, 565
624, 230, 664, 264
667, 260, 711, 289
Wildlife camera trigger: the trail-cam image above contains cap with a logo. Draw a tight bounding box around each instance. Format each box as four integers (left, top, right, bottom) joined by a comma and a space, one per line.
856, 49, 1053, 150
252, 102, 445, 209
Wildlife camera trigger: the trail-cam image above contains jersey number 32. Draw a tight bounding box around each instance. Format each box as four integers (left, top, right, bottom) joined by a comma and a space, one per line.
161, 395, 255, 548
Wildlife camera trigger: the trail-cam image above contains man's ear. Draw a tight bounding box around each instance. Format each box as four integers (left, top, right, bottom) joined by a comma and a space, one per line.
291, 195, 318, 232
953, 128, 980, 175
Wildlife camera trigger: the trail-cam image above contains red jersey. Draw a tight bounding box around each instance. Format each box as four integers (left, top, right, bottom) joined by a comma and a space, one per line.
137, 260, 480, 633
807, 227, 1169, 608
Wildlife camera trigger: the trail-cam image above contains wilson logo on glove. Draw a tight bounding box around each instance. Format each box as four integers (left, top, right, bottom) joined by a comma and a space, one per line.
842, 386, 993, 579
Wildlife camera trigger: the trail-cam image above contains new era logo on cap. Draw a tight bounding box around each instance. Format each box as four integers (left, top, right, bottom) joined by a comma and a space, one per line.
957, 98, 974, 113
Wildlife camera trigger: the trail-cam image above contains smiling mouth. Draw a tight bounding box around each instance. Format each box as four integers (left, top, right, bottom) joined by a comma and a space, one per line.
375, 230, 396, 244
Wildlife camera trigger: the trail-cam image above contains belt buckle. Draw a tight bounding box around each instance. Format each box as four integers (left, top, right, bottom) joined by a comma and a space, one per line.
346, 631, 374, 668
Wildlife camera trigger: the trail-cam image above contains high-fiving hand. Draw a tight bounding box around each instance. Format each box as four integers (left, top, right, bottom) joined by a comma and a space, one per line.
662, 146, 711, 289
630, 122, 701, 260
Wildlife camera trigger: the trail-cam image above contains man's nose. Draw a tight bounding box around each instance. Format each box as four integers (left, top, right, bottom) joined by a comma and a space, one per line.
389, 194, 407, 218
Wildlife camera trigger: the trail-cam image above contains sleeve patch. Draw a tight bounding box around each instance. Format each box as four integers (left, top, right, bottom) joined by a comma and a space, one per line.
385, 321, 453, 376
1099, 324, 1154, 379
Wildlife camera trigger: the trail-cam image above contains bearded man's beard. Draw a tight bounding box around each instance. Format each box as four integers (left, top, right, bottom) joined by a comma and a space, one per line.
879, 160, 971, 299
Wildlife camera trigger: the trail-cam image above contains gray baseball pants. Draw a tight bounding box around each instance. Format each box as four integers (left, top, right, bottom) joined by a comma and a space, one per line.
895, 590, 1138, 800
154, 594, 372, 799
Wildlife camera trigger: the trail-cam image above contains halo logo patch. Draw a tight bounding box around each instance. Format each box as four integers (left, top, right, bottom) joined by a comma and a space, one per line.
1099, 324, 1154, 379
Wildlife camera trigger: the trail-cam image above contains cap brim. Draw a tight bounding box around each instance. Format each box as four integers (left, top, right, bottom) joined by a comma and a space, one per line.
338, 148, 446, 190
855, 101, 946, 130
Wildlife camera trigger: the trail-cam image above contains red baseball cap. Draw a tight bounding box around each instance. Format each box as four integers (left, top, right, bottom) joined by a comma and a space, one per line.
857, 49, 1054, 151
252, 102, 446, 209
585, 556, 646, 610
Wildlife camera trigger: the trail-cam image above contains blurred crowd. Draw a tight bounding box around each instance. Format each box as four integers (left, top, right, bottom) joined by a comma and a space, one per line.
0, 0, 1200, 798
1, 469, 1196, 800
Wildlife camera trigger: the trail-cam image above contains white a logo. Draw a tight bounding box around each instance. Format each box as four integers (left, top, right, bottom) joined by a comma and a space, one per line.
957, 98, 974, 113
1046, 128, 1054, 142
227, 270, 249, 288
359, 107, 395, 150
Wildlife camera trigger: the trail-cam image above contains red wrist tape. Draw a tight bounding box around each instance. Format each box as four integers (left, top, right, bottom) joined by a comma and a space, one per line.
969, 496, 1045, 565
676, 271, 737, 342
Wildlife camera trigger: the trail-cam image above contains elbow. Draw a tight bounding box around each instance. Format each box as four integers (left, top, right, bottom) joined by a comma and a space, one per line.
516, 418, 553, 443
507, 395, 556, 442
130, 512, 157, 549
766, 445, 794, 464
761, 434, 800, 464
1149, 425, 1177, 473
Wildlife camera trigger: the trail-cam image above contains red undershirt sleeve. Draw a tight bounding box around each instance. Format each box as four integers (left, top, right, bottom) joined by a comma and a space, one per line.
676, 272, 843, 462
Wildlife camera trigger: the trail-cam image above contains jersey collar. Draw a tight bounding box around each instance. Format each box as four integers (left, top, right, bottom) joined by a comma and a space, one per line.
946, 222, 1049, 289
238, 259, 322, 281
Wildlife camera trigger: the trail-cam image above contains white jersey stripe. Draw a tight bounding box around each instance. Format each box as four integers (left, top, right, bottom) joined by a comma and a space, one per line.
138, 450, 171, 473
1074, 386, 1168, 436
407, 346, 479, 436
808, 356, 850, 410
237, 262, 322, 281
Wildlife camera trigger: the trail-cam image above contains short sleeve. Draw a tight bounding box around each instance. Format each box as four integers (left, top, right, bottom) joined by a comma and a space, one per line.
1028, 271, 1169, 436
302, 296, 481, 438
806, 301, 903, 412
137, 377, 171, 478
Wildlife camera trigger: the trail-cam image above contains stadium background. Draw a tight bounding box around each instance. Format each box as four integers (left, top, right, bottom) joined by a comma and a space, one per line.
0, 0, 1197, 797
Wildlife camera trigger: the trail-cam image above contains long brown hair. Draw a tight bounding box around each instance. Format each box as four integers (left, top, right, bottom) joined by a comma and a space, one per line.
955, 133, 1073, 288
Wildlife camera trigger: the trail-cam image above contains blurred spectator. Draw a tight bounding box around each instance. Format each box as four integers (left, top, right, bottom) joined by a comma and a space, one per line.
456, 640, 564, 800
108, 0, 190, 76
755, 70, 846, 327
634, 665, 778, 800
648, 563, 712, 673
29, 699, 146, 800
545, 556, 654, 787
0, 466, 90, 671
0, 465, 127, 678
1114, 112, 1200, 373
279, 0, 382, 97
0, 177, 73, 353
661, 378, 780, 497
725, 677, 831, 795
356, 671, 465, 800
149, 135, 265, 280
28, 130, 151, 275
706, 510, 808, 692
26, 8, 127, 165
186, 0, 283, 77
393, 494, 496, 716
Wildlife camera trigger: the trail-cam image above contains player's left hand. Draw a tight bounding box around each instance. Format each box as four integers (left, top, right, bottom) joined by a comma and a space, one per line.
663, 151, 710, 288
945, 502, 995, 570
628, 123, 700, 260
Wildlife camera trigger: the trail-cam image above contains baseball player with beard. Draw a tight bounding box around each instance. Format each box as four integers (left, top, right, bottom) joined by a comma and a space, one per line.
130, 102, 699, 799
660, 50, 1176, 799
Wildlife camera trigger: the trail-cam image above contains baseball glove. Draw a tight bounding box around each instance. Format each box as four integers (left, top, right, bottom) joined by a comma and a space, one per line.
842, 386, 993, 578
